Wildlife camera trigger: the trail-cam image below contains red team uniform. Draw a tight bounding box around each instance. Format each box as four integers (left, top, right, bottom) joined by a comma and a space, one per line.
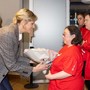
48, 45, 84, 90
80, 27, 90, 80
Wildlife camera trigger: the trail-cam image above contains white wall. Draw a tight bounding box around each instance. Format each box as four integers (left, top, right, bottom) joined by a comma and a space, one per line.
29, 0, 69, 52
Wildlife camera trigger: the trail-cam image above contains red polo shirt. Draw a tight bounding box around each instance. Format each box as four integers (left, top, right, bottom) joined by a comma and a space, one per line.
48, 45, 84, 90
81, 27, 90, 80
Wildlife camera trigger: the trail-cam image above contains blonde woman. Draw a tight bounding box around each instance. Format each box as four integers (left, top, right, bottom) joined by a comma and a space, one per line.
0, 8, 48, 90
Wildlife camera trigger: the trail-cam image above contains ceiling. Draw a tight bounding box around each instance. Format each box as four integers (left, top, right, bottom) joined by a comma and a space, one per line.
70, 0, 90, 12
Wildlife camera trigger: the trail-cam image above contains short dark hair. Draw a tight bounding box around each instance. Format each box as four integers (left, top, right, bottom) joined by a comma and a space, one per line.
77, 12, 85, 18
65, 25, 83, 45
84, 12, 90, 17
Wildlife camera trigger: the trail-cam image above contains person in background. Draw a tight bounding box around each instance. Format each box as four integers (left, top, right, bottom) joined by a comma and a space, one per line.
0, 8, 49, 90
0, 16, 2, 28
80, 12, 90, 90
45, 25, 84, 90
77, 12, 88, 90
77, 12, 85, 29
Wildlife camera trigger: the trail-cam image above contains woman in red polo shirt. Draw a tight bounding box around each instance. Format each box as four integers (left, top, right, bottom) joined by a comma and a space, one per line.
45, 25, 84, 90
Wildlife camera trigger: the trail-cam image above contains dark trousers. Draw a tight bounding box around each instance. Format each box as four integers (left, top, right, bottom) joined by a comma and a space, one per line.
0, 76, 13, 90
85, 80, 90, 90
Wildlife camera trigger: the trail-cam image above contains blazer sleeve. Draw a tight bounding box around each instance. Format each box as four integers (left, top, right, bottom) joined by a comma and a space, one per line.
0, 31, 33, 77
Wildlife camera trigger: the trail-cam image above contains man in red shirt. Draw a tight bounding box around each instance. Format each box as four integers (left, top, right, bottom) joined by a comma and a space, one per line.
80, 12, 90, 90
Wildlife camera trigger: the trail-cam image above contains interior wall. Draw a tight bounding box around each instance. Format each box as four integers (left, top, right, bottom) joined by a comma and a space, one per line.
0, 0, 22, 26
22, 0, 30, 50
30, 0, 69, 51
22, 0, 29, 8
28, 0, 70, 83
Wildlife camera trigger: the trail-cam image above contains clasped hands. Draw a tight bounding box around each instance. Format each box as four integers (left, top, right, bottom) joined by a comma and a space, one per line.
32, 61, 50, 72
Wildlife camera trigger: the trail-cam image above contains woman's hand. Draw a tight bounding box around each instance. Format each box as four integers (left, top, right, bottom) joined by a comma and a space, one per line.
32, 61, 49, 72
45, 71, 53, 80
45, 71, 72, 80
82, 40, 87, 45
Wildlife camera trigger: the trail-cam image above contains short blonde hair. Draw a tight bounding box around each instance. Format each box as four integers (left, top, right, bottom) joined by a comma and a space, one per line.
13, 8, 37, 24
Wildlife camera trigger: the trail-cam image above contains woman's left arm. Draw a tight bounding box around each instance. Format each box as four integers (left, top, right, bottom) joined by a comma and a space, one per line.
45, 70, 72, 80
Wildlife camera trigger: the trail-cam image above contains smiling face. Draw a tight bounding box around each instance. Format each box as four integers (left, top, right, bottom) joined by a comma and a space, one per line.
19, 20, 36, 36
13, 8, 37, 35
62, 28, 75, 46
24, 20, 35, 34
85, 15, 90, 30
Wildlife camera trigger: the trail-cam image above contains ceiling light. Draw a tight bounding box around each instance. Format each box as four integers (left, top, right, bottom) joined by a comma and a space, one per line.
81, 0, 90, 4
